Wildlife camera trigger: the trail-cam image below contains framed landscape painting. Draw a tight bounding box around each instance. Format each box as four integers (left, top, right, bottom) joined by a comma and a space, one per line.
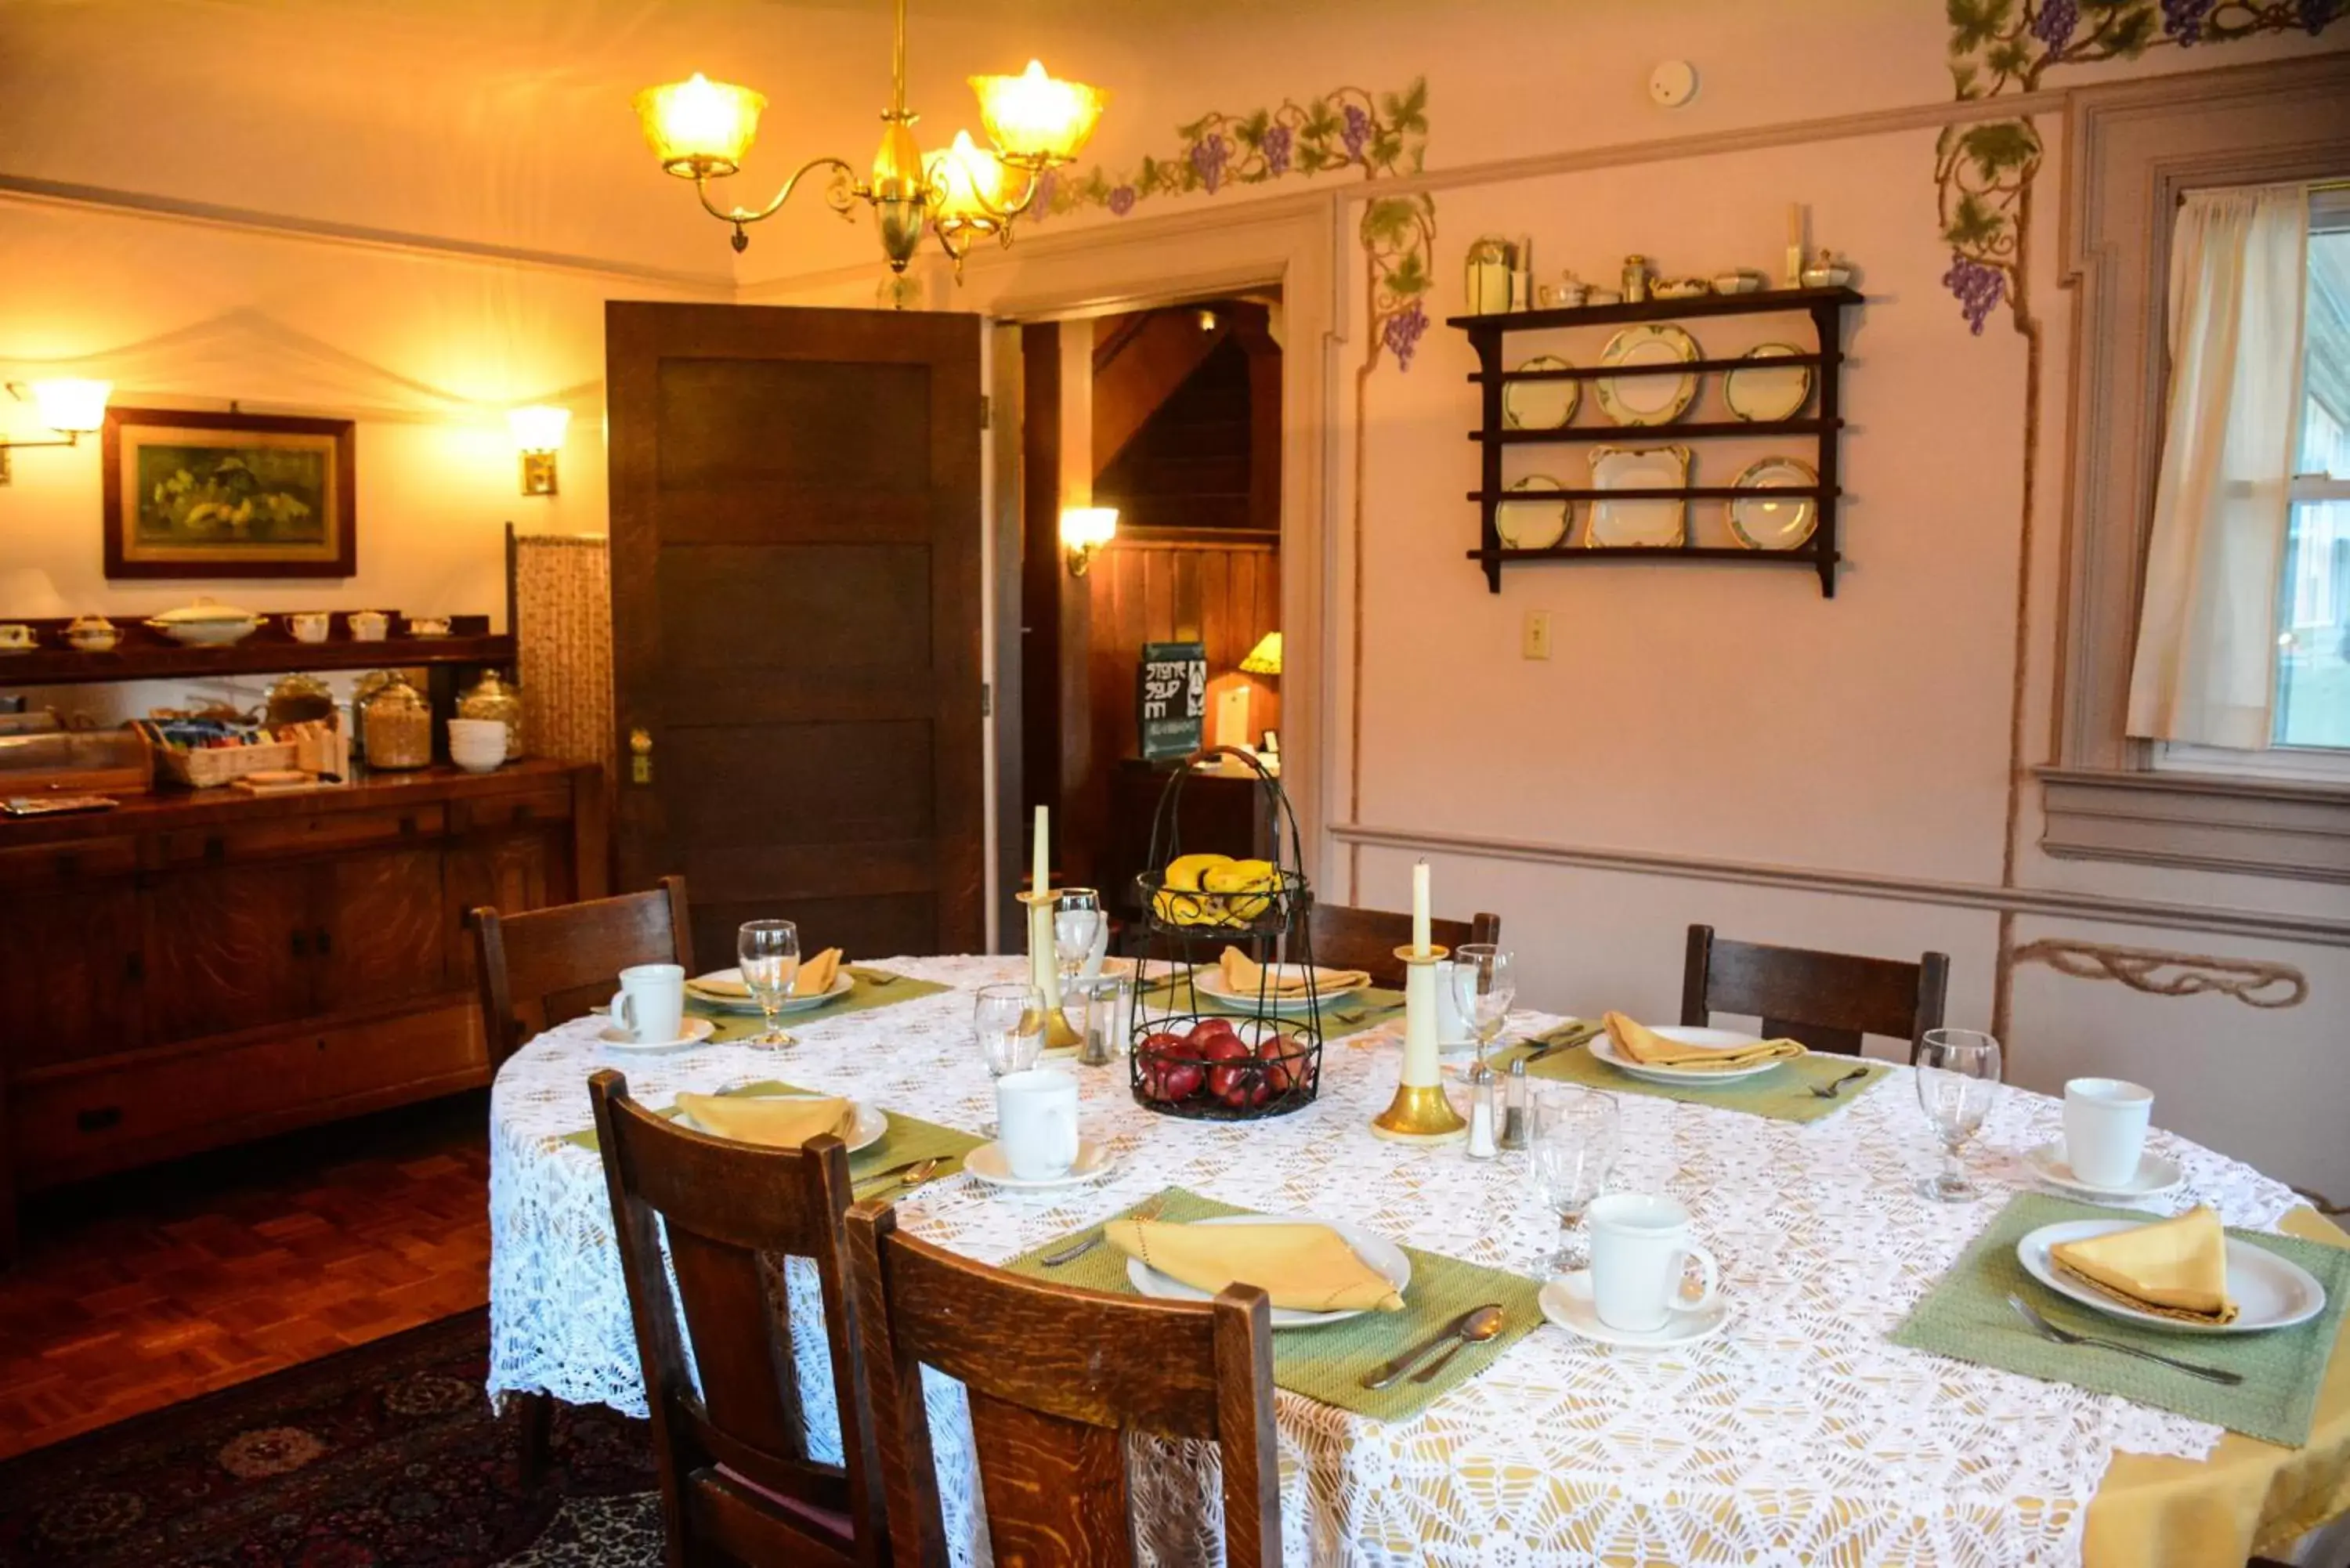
103, 407, 356, 578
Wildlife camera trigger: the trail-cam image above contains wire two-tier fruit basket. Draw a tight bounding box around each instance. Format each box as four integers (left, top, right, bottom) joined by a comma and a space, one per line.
1128, 746, 1323, 1120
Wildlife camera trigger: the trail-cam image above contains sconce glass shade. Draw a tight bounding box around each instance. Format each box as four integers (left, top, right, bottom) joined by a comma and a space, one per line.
1239, 630, 1283, 676
508, 405, 572, 454
634, 74, 766, 178
1058, 506, 1118, 551
970, 60, 1105, 169
927, 130, 1010, 243
30, 378, 110, 434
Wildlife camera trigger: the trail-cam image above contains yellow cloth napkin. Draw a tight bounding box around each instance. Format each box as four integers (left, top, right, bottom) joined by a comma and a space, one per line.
2050, 1205, 2240, 1325
674, 1093, 851, 1148
1216, 946, 1372, 995
1104, 1218, 1405, 1313
1603, 1011, 1806, 1071
689, 948, 844, 1000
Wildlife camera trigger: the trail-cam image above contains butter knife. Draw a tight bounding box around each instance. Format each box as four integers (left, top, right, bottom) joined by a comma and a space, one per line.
1524, 1022, 1600, 1064
1361, 1306, 1483, 1389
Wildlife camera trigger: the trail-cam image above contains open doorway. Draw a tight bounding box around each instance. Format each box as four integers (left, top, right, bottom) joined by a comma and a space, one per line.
1011, 292, 1284, 942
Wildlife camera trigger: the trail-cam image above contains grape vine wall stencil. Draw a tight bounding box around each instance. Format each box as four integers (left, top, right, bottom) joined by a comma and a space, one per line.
1937, 0, 2345, 1035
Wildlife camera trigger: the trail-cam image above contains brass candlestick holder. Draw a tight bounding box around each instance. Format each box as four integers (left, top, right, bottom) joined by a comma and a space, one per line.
1015, 888, 1086, 1051
1371, 943, 1467, 1143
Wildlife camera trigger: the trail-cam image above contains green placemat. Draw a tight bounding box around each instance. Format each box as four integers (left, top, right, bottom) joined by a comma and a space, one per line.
692, 966, 951, 1042
1003, 1186, 1543, 1423
1135, 970, 1407, 1043
1495, 1025, 1891, 1125
1889, 1192, 2350, 1447
560, 1078, 982, 1187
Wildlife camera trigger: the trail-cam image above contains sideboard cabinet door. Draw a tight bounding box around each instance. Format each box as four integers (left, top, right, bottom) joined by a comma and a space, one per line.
144, 862, 317, 1041
316, 847, 448, 1013
0, 885, 143, 1071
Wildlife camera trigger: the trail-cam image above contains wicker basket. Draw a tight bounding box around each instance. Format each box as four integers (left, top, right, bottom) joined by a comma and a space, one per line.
157, 740, 298, 789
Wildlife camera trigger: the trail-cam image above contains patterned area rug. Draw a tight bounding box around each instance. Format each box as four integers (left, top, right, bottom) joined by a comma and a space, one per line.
0, 1310, 661, 1566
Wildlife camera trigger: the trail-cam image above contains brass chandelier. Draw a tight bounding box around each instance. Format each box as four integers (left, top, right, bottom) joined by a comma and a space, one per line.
632, 0, 1105, 276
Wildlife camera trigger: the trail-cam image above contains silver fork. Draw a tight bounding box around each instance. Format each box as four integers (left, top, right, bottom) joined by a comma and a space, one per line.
1809, 1067, 1872, 1100
1042, 1196, 1162, 1267
2005, 1293, 2243, 1385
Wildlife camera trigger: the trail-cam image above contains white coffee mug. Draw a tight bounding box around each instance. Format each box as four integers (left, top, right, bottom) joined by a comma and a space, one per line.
608, 963, 686, 1045
996, 1068, 1079, 1181
2063, 1078, 2153, 1188
1586, 1193, 1720, 1334
287, 612, 331, 644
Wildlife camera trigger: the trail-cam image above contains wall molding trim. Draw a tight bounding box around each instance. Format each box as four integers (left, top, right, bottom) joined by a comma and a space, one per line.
1330, 821, 2350, 949
2040, 766, 2350, 882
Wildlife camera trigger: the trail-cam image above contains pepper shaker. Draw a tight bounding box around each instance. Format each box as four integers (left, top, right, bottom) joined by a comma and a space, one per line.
1499, 1057, 1531, 1151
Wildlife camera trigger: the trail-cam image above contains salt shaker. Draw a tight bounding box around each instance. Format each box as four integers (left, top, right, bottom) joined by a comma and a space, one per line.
1464, 1063, 1499, 1159
1499, 1058, 1531, 1151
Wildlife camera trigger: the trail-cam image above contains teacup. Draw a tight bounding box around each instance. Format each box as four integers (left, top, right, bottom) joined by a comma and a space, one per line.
287, 611, 331, 644
349, 610, 389, 641
0, 623, 34, 651
2063, 1078, 2153, 1188
1586, 1193, 1720, 1334
408, 616, 451, 638
608, 963, 686, 1045
996, 1068, 1079, 1181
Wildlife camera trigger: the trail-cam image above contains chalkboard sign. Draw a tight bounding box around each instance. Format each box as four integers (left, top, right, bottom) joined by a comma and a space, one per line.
1137, 641, 1208, 761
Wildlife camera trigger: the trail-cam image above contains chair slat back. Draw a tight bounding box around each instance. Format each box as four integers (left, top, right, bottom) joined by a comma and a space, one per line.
846, 1201, 1279, 1568
588, 1070, 884, 1568
1679, 924, 1950, 1058
1303, 903, 1501, 988
471, 877, 692, 1071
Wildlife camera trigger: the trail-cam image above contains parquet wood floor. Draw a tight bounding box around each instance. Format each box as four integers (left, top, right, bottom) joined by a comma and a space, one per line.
0, 1091, 492, 1461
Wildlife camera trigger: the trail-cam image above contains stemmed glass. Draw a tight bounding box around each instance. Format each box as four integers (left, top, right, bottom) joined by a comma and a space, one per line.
1054, 889, 1104, 988
1914, 1028, 2002, 1203
1530, 1088, 1620, 1273
1449, 944, 1516, 1072
974, 981, 1046, 1136
736, 919, 800, 1048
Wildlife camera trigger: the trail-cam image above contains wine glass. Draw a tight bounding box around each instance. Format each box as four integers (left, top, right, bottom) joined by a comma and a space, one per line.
1054, 889, 1104, 987
1530, 1088, 1619, 1274
1449, 944, 1516, 1072
737, 919, 800, 1047
1914, 1028, 2002, 1203
974, 982, 1046, 1137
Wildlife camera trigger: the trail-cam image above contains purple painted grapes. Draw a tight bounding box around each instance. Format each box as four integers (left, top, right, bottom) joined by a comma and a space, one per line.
1107, 185, 1137, 216
1190, 135, 1229, 193
2301, 0, 2335, 33
2161, 0, 2214, 43
1263, 124, 1294, 176
1381, 298, 1428, 370
1942, 252, 2007, 335
2032, 0, 2078, 46
1341, 103, 1372, 162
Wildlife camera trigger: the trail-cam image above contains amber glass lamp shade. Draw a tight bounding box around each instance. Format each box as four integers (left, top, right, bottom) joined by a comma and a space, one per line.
1239, 631, 1282, 677
634, 74, 766, 179
928, 130, 1010, 245
969, 60, 1104, 169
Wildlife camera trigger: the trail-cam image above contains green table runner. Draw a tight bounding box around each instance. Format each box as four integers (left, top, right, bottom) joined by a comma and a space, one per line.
1890, 1192, 2350, 1447
1495, 1024, 1892, 1125
1135, 970, 1407, 1044
691, 966, 951, 1043
561, 1078, 982, 1187
1003, 1186, 1543, 1423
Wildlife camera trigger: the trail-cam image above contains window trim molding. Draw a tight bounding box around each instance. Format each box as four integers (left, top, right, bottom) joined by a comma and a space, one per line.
2043, 53, 2350, 879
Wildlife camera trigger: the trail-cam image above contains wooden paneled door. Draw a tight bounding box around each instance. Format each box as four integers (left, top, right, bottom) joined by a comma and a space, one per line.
606, 302, 987, 964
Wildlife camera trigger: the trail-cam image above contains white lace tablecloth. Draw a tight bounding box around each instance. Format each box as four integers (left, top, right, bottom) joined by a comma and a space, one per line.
487, 953, 2301, 1567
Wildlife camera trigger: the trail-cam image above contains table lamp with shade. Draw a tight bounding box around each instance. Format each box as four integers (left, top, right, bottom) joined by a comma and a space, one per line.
1231, 630, 1282, 769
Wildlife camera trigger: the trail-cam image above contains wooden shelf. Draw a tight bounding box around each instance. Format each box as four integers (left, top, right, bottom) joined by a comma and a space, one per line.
1470, 545, 1834, 565
1473, 417, 1842, 445
0, 616, 510, 687
1471, 352, 1828, 383
1471, 486, 1833, 502
1448, 285, 1861, 334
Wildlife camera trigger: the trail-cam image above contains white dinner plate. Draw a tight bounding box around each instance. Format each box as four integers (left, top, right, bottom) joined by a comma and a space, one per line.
1503, 355, 1581, 430
966, 1138, 1120, 1190
2016, 1218, 2326, 1336
1539, 1270, 1733, 1349
1126, 1213, 1412, 1329
1723, 342, 1813, 422
2022, 1141, 2185, 1201
1194, 967, 1369, 1014
1586, 444, 1689, 548
1726, 457, 1819, 550
678, 1093, 888, 1156
687, 968, 855, 1014
1585, 1026, 1801, 1085
598, 1016, 717, 1053
1595, 323, 1699, 425
1495, 476, 1571, 551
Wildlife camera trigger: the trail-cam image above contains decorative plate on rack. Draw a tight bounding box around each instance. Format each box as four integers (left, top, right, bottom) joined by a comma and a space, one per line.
1502, 355, 1579, 429
1586, 446, 1690, 548
1595, 323, 1699, 426
1726, 457, 1819, 550
1495, 476, 1572, 551
1724, 343, 1813, 423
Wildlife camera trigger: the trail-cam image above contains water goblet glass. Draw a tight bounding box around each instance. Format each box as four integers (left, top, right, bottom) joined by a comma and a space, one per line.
1450, 943, 1517, 1072
1914, 1028, 2002, 1203
1054, 890, 1104, 987
736, 919, 800, 1048
1531, 1088, 1619, 1273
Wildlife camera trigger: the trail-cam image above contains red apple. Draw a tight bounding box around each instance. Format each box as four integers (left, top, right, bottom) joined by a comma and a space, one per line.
1138, 1030, 1187, 1062
1215, 1063, 1273, 1109
1255, 1034, 1304, 1094
1160, 1060, 1206, 1100
1189, 1017, 1242, 1054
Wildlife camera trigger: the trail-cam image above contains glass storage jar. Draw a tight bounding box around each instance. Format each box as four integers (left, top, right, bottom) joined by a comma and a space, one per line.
263, 672, 336, 728
456, 669, 525, 759
358, 674, 432, 771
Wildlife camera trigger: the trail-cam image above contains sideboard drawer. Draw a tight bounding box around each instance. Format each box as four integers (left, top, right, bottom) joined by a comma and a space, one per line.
158, 804, 448, 865
449, 789, 573, 836
0, 836, 137, 890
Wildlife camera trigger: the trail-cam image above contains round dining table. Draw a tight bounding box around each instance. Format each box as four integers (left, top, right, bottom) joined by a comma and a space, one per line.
486, 953, 2348, 1567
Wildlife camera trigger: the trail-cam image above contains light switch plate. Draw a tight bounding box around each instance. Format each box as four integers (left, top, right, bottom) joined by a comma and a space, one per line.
1523, 610, 1552, 660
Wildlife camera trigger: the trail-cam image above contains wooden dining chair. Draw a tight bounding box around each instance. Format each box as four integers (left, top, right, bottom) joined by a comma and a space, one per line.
590, 1069, 888, 1568
1679, 923, 1950, 1059
845, 1201, 1280, 1568
1303, 901, 1502, 988
469, 875, 693, 1074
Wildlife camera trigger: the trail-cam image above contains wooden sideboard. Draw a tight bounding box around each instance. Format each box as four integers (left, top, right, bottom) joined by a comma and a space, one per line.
0, 759, 606, 1256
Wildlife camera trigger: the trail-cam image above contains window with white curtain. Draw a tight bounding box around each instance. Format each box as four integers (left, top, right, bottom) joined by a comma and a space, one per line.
2152, 186, 2350, 782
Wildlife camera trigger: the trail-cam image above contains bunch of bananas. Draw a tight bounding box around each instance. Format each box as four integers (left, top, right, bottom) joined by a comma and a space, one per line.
1150, 852, 1281, 928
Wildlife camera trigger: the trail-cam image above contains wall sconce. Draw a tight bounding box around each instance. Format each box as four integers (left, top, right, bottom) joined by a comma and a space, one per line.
1060, 505, 1117, 576
508, 405, 571, 496
0, 379, 111, 486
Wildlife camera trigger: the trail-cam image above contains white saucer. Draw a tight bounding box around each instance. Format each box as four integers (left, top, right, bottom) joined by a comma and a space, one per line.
678, 1094, 888, 1155
1194, 974, 1369, 1015
598, 1016, 717, 1053
1126, 1213, 1412, 1329
965, 1137, 1119, 1190
1538, 1270, 1733, 1349
1586, 1027, 1799, 1085
2022, 1140, 2185, 1200
687, 968, 855, 1014
2017, 1219, 2326, 1335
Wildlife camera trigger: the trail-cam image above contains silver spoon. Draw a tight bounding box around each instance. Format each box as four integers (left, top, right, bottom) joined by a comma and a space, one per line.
1411, 1305, 1508, 1383
2005, 1293, 2242, 1385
